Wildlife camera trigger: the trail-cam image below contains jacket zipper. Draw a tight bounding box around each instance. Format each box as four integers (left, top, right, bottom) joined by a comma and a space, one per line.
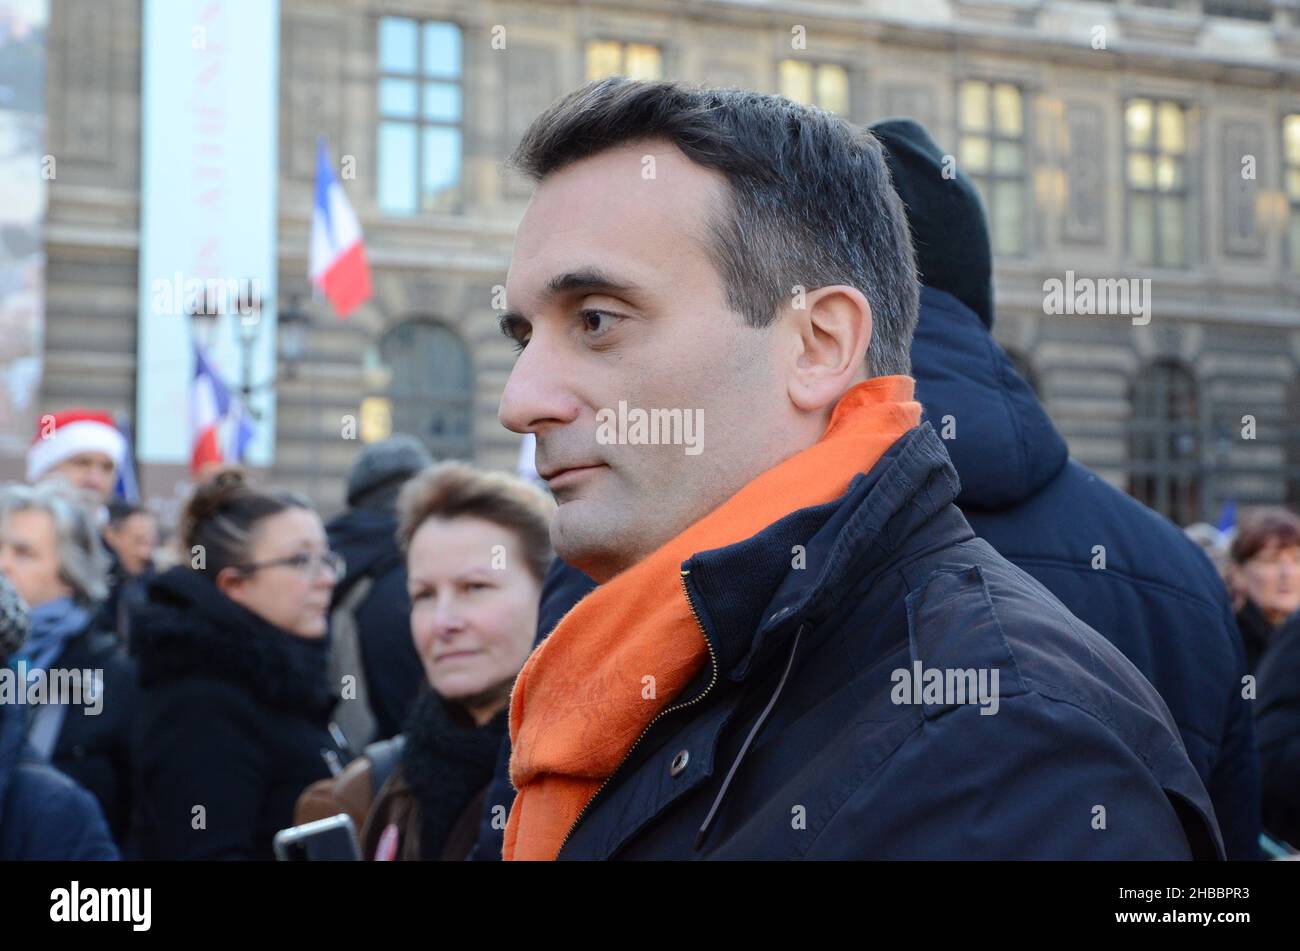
555, 567, 720, 858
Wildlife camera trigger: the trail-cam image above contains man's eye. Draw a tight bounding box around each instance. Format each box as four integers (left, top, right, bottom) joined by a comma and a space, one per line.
511, 335, 529, 354
580, 309, 617, 337
290, 554, 312, 569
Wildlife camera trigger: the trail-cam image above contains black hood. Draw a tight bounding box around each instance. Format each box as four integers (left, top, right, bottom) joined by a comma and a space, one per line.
130, 566, 336, 719
871, 118, 1067, 509
870, 117, 994, 329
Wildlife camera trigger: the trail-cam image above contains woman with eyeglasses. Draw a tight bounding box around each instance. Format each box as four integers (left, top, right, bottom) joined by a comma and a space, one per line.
130, 467, 348, 860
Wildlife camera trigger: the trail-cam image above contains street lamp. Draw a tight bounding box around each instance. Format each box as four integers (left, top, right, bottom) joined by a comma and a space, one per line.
278, 294, 312, 379
185, 281, 313, 421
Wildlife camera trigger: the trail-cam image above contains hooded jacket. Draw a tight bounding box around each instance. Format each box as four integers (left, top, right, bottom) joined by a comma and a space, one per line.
543, 423, 1220, 859
872, 117, 1260, 860
129, 567, 345, 860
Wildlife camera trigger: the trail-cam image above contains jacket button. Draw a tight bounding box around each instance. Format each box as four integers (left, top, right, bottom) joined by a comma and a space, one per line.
670, 750, 689, 777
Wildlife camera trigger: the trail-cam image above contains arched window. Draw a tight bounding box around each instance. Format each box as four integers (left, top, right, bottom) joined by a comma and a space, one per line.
1128, 358, 1201, 524
371, 319, 474, 460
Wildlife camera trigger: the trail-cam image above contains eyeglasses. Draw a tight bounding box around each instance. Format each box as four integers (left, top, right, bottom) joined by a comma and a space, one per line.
237, 550, 346, 581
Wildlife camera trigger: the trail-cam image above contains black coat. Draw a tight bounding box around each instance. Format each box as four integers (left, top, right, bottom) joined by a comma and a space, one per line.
47, 622, 136, 849
1237, 601, 1277, 678
129, 567, 344, 860
327, 508, 423, 740
1255, 612, 1300, 848
544, 428, 1223, 859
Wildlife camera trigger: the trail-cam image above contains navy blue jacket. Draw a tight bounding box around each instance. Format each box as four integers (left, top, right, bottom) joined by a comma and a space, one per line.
912, 285, 1260, 860
0, 699, 118, 860
532, 427, 1220, 859
869, 116, 1258, 860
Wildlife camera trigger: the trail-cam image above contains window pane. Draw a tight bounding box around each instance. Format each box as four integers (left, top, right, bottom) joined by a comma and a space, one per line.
993, 84, 1022, 136
379, 78, 417, 119
1126, 99, 1153, 148
1158, 194, 1186, 267
422, 126, 462, 208
1287, 168, 1300, 201
1130, 192, 1154, 265
423, 21, 461, 79
1127, 153, 1154, 188
1155, 155, 1182, 192
993, 141, 1023, 175
960, 80, 989, 132
423, 82, 461, 122
586, 40, 622, 81
961, 135, 990, 173
624, 43, 662, 80
992, 180, 1024, 256
1157, 101, 1185, 154
1285, 114, 1300, 166
816, 64, 849, 114
379, 17, 417, 74
378, 121, 417, 214
779, 60, 813, 105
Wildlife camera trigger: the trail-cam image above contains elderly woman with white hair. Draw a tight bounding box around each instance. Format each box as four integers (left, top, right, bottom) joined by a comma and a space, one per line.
0, 479, 136, 850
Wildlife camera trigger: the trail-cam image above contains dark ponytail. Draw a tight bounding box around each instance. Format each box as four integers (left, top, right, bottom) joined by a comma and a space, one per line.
179, 466, 311, 579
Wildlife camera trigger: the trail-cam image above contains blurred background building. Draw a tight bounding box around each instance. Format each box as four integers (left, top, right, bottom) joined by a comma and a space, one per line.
2, 0, 1298, 524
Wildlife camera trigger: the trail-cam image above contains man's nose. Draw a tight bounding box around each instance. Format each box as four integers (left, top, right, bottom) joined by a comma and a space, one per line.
498, 332, 581, 436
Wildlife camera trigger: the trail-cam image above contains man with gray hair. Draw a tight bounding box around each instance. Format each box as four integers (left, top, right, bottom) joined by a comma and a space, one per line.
0, 480, 136, 849
492, 77, 1220, 860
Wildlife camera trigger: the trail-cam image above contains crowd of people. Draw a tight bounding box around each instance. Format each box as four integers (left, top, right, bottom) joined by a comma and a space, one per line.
2, 81, 1299, 860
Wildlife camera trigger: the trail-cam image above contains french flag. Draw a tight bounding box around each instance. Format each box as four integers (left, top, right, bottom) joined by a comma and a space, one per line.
310, 138, 373, 318
191, 341, 231, 476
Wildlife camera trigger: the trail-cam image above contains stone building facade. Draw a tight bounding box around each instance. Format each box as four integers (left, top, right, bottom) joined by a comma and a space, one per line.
24, 0, 1300, 523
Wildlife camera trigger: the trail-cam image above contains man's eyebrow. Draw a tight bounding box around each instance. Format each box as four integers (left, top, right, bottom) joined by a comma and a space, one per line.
498, 268, 643, 336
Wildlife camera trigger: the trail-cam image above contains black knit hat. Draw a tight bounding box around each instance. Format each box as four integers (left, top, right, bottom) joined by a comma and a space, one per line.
869, 118, 995, 329
346, 435, 434, 507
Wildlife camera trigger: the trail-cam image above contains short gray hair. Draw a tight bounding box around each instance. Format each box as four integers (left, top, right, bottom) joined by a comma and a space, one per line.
0, 479, 109, 605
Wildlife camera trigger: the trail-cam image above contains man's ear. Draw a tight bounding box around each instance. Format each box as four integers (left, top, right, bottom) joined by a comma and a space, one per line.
785, 284, 873, 413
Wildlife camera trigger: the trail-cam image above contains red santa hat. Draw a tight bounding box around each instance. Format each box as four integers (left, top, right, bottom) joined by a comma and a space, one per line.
26, 410, 127, 483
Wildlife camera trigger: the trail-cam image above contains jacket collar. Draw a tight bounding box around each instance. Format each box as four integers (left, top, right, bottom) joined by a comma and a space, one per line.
684, 423, 965, 685
130, 566, 336, 718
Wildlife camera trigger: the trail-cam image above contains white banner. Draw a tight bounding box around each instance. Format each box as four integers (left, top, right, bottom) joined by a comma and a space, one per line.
136, 0, 280, 466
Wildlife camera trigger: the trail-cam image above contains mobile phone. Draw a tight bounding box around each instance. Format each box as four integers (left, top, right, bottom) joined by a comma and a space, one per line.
273, 813, 361, 861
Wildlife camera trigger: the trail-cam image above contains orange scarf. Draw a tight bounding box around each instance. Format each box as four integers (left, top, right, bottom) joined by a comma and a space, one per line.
503, 376, 921, 860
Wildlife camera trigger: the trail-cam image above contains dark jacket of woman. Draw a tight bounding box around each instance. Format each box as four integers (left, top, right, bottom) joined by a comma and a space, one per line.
295, 687, 505, 861
129, 566, 344, 860
365, 689, 506, 860
1256, 611, 1300, 848
1237, 600, 1278, 677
